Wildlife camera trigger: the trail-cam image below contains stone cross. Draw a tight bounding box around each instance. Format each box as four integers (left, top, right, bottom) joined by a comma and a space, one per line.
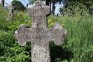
14, 0, 67, 62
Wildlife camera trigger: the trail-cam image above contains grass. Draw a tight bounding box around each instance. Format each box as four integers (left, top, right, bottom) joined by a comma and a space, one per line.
48, 14, 93, 62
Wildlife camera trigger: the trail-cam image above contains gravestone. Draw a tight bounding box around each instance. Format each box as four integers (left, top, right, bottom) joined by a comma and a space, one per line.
9, 3, 14, 18
14, 0, 67, 62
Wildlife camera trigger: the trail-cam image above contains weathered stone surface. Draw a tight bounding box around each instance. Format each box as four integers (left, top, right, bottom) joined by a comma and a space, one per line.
14, 0, 67, 62
14, 24, 31, 46
9, 3, 13, 18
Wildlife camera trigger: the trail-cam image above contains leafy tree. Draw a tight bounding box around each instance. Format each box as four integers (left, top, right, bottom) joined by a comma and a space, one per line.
28, 0, 35, 4
12, 0, 26, 11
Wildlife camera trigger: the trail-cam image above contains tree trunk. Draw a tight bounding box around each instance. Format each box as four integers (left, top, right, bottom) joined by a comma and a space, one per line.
46, 0, 50, 6
1, 0, 4, 7
46, 0, 52, 14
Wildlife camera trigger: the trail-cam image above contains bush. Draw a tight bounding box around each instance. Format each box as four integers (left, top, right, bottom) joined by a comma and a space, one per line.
0, 30, 30, 62
48, 14, 93, 62
0, 5, 31, 62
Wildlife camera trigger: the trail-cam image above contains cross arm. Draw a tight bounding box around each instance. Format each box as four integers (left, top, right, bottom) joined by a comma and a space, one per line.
14, 24, 31, 46
48, 23, 67, 45
44, 5, 50, 15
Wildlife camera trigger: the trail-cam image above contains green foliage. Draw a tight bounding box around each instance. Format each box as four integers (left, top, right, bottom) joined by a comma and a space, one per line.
0, 5, 8, 30
0, 30, 30, 62
63, 1, 93, 16
12, 0, 26, 11
48, 11, 93, 62
0, 2, 93, 62
62, 3, 88, 16
0, 5, 31, 62
28, 0, 35, 4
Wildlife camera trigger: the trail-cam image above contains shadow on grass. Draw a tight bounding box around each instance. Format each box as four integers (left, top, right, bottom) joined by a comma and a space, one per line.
50, 43, 73, 62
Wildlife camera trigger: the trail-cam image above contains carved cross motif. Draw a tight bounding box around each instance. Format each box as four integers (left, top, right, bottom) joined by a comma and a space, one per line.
14, 0, 67, 62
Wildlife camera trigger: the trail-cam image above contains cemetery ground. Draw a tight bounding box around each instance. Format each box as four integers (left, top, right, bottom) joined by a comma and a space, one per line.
0, 4, 93, 62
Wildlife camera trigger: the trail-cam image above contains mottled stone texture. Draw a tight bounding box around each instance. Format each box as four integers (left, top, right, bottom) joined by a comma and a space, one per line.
14, 0, 67, 62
